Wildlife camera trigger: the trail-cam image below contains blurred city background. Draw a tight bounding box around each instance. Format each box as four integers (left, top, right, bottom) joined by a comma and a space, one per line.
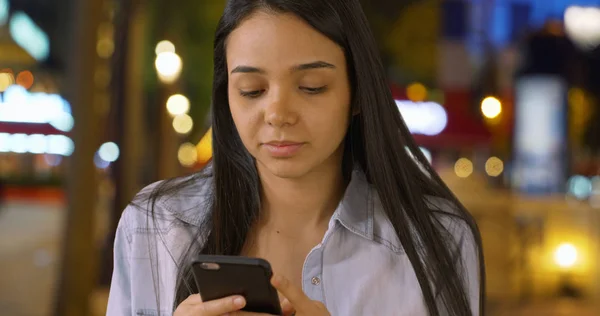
1, 0, 600, 315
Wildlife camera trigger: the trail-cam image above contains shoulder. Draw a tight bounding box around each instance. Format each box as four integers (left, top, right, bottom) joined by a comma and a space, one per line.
424, 195, 479, 250
370, 191, 478, 255
118, 169, 214, 239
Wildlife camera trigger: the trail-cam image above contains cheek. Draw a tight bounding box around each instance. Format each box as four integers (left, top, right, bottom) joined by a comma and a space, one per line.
309, 99, 351, 144
228, 100, 261, 145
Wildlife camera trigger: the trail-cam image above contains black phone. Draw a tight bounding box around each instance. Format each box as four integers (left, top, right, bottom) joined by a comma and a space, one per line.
191, 255, 282, 315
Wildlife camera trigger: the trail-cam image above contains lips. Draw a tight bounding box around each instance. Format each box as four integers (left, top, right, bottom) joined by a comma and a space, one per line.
262, 141, 304, 157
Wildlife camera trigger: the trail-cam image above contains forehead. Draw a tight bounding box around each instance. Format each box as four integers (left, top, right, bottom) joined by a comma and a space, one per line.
226, 11, 345, 67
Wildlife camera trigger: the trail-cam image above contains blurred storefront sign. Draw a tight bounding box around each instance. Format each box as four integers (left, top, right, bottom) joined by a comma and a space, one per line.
8, 11, 50, 61
395, 100, 447, 136
0, 85, 73, 131
512, 75, 568, 195
0, 85, 73, 151
391, 85, 492, 148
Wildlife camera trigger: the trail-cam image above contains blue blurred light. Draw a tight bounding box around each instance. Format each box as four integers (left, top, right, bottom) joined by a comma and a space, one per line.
44, 154, 63, 167
9, 11, 50, 61
98, 142, 120, 162
0, 85, 73, 131
568, 175, 592, 200
94, 153, 110, 169
0, 0, 8, 26
395, 100, 448, 136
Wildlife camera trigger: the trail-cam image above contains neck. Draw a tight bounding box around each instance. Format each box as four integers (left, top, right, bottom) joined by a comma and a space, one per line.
257, 162, 346, 232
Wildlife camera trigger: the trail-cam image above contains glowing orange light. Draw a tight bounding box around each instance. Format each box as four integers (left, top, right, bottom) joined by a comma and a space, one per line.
196, 128, 213, 164
406, 83, 427, 102
16, 71, 34, 89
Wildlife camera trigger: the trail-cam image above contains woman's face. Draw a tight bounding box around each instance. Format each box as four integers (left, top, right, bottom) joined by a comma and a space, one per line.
226, 11, 352, 179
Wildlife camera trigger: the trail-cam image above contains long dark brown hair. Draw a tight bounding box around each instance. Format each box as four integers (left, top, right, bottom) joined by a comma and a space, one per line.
137, 0, 485, 315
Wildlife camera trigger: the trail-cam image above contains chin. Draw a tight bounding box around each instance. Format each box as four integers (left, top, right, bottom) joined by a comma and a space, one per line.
260, 158, 314, 179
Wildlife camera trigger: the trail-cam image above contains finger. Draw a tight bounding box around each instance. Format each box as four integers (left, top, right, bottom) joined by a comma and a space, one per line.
227, 312, 274, 316
280, 298, 296, 316
182, 293, 203, 304
191, 295, 246, 315
271, 275, 311, 310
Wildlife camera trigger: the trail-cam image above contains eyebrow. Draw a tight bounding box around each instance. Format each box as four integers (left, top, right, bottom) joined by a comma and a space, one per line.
230, 61, 336, 74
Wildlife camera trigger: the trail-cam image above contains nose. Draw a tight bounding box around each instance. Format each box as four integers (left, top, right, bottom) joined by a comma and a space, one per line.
263, 88, 298, 127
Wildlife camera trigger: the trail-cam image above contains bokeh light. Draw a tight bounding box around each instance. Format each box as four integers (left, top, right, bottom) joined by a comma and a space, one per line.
554, 243, 578, 269
97, 38, 115, 58
16, 70, 34, 89
27, 134, 48, 154
155, 40, 176, 55
454, 158, 473, 178
417, 147, 432, 164
0, 0, 8, 26
196, 128, 213, 164
178, 142, 198, 167
173, 114, 193, 135
166, 94, 190, 117
564, 6, 600, 51
47, 135, 74, 156
406, 83, 427, 102
568, 175, 592, 200
396, 100, 447, 136
0, 72, 15, 92
94, 153, 111, 169
98, 142, 120, 162
481, 96, 502, 119
44, 154, 62, 167
485, 157, 504, 177
155, 52, 182, 84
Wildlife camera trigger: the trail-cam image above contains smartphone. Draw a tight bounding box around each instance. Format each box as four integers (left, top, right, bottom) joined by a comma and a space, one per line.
191, 255, 282, 315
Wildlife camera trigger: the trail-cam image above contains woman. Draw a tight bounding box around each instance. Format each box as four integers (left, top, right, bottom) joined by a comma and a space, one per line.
107, 0, 485, 315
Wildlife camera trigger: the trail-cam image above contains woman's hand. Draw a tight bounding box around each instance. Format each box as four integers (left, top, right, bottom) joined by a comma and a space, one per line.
272, 274, 330, 316
174, 274, 329, 316
173, 293, 247, 316
174, 293, 292, 316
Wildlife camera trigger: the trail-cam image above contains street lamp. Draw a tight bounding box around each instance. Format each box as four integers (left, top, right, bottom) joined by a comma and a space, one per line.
564, 6, 600, 51
154, 40, 182, 84
554, 242, 581, 298
481, 96, 502, 119
554, 243, 578, 268
155, 51, 182, 84
166, 94, 190, 117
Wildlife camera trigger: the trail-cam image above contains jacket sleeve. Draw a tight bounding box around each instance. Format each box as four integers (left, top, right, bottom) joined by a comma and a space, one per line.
106, 208, 133, 316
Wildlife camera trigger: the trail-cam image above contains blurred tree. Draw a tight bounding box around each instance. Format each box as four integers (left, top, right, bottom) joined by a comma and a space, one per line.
54, 0, 104, 314
383, 0, 439, 85
360, 0, 437, 85
144, 0, 225, 142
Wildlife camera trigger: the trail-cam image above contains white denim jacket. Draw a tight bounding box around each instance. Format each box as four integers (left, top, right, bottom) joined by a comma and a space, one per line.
106, 169, 481, 316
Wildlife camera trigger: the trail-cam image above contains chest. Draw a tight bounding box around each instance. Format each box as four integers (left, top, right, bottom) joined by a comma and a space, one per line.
129, 223, 429, 316
242, 228, 324, 290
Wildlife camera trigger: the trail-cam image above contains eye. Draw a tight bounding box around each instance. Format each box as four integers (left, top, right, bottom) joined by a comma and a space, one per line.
239, 89, 265, 98
300, 86, 327, 94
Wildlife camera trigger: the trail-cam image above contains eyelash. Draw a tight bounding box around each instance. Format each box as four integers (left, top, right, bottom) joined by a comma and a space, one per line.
239, 90, 264, 98
239, 86, 328, 98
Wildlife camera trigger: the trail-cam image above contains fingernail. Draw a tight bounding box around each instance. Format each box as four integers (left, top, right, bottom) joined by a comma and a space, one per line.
234, 296, 245, 307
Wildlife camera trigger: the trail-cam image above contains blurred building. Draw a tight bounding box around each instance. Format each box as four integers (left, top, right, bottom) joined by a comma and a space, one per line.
383, 0, 600, 308
0, 0, 73, 189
